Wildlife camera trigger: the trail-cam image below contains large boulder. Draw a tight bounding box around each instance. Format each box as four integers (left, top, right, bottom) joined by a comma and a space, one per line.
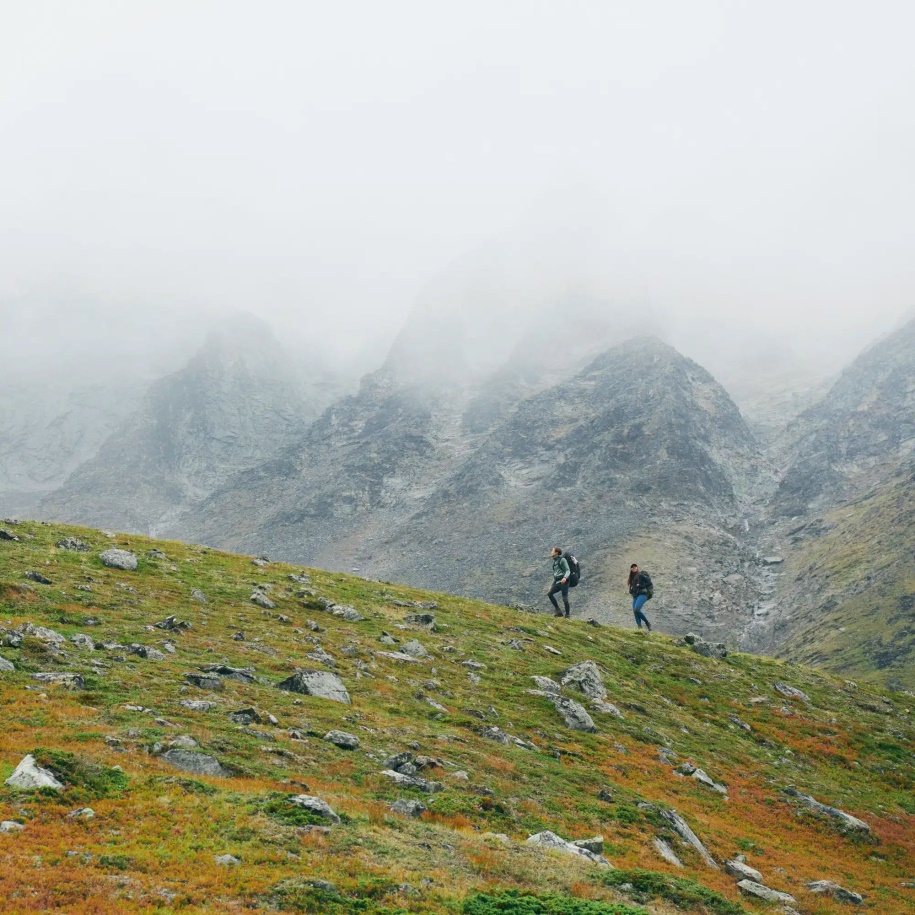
288, 795, 341, 823
551, 696, 597, 732
0, 655, 14, 672
31, 672, 85, 689
100, 549, 138, 571
782, 788, 871, 833
737, 880, 795, 905
276, 670, 351, 704
161, 749, 230, 778
806, 881, 864, 905
725, 859, 763, 882
5, 755, 63, 790
559, 661, 606, 700
324, 730, 359, 750
526, 831, 611, 867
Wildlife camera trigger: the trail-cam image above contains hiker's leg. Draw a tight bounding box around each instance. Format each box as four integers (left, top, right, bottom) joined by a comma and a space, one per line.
561, 582, 570, 616
633, 595, 649, 628
547, 583, 561, 613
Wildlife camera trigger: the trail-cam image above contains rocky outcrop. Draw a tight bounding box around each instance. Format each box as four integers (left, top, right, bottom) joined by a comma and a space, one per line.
4, 755, 64, 790
276, 670, 351, 704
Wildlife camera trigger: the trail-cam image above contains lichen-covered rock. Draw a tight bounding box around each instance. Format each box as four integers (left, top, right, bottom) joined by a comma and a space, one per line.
551, 696, 597, 732
276, 670, 351, 704
100, 549, 138, 571
31, 672, 85, 689
806, 880, 864, 905
324, 730, 359, 750
782, 788, 871, 833
737, 880, 795, 904
559, 661, 606, 699
526, 831, 611, 867
161, 749, 229, 777
390, 799, 426, 818
5, 755, 63, 790
726, 859, 763, 882
287, 795, 341, 823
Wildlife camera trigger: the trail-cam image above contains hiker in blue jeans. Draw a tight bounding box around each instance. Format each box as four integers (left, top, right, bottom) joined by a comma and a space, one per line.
627, 563, 653, 630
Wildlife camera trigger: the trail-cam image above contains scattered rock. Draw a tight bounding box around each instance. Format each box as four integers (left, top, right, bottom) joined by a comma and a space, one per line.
526, 831, 611, 867
573, 836, 604, 854
161, 749, 229, 777
399, 639, 430, 659
591, 700, 624, 717
229, 708, 262, 725
69, 634, 95, 651
169, 736, 199, 750
19, 623, 65, 644
190, 589, 208, 603
653, 837, 683, 867
250, 591, 276, 610
215, 854, 239, 866
306, 647, 336, 668
324, 730, 359, 750
530, 676, 560, 694
25, 571, 52, 585
0, 821, 24, 832
276, 670, 351, 704
129, 644, 166, 662
0, 529, 20, 542
5, 755, 63, 790
380, 770, 444, 793
185, 673, 224, 691
56, 537, 90, 552
390, 799, 426, 818
782, 788, 871, 833
0, 655, 14, 672
100, 549, 138, 571
774, 682, 810, 702
180, 700, 215, 712
551, 696, 597, 732
806, 880, 864, 905
737, 880, 795, 904
683, 633, 727, 659
639, 804, 718, 868
559, 660, 607, 700
726, 859, 763, 882
287, 795, 341, 823
68, 807, 95, 819
676, 763, 727, 795
201, 664, 255, 683
31, 672, 85, 689
155, 615, 191, 631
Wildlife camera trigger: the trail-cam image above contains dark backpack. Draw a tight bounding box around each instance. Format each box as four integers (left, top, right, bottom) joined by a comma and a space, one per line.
564, 552, 581, 587
641, 571, 654, 600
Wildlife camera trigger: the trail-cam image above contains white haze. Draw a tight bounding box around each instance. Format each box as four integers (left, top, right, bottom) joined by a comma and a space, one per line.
2, 1, 915, 388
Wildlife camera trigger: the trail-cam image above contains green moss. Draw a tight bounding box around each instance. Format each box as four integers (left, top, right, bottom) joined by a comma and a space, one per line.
463, 891, 647, 915
31, 748, 129, 800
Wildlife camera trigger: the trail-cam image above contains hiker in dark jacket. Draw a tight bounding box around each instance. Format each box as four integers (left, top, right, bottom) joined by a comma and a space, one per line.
547, 546, 571, 617
627, 563, 653, 630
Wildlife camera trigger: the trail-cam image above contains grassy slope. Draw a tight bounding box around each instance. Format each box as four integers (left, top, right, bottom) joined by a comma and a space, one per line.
776, 471, 915, 690
0, 521, 912, 914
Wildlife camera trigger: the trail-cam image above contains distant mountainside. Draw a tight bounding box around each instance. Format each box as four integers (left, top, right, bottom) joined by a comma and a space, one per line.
38, 315, 346, 535
183, 337, 773, 642
774, 316, 915, 517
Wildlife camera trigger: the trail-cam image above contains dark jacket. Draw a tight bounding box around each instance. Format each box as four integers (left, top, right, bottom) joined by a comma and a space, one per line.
628, 572, 651, 597
552, 555, 571, 581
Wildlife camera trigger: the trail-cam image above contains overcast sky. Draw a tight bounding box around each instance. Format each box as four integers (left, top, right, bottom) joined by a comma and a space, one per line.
2, 1, 914, 379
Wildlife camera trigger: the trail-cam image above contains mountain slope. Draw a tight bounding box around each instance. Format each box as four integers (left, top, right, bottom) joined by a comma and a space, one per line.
39, 315, 339, 536
186, 338, 774, 641
0, 520, 913, 914
775, 316, 915, 517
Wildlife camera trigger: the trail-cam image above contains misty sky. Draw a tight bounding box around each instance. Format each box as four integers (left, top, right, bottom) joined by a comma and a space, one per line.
2, 1, 914, 379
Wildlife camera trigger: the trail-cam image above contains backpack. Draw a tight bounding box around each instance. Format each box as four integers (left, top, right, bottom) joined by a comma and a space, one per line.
564, 552, 581, 587
641, 571, 653, 600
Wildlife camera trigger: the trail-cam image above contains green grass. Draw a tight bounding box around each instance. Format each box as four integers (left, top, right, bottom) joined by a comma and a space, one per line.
464, 891, 647, 914
600, 871, 746, 914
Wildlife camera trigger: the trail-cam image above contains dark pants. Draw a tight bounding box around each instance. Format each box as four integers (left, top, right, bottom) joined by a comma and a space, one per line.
548, 580, 570, 616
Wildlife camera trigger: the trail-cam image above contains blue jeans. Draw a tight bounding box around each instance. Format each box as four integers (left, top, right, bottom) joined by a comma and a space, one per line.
632, 594, 651, 628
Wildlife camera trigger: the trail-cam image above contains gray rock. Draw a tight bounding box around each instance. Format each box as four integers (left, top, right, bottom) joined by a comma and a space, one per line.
68, 807, 95, 819
276, 670, 351, 704
161, 749, 229, 777
215, 854, 239, 866
332, 605, 366, 622
726, 859, 763, 882
0, 820, 24, 832
462, 659, 486, 670
0, 654, 14, 672
551, 696, 597, 732
31, 672, 85, 689
56, 537, 90, 552
190, 589, 208, 603
390, 799, 427, 818
5, 755, 63, 790
782, 788, 870, 833
526, 831, 611, 867
324, 730, 359, 750
25, 571, 52, 584
683, 632, 727, 658
806, 880, 864, 905
405, 613, 435, 625
130, 644, 166, 661
376, 651, 422, 663
480, 726, 537, 751
100, 549, 138, 571
288, 795, 341, 823
69, 634, 95, 651
185, 673, 224, 691
559, 660, 607, 700
201, 664, 255, 683
653, 837, 683, 867
640, 804, 718, 868
737, 880, 795, 904
591, 700, 624, 717
399, 639, 429, 659
180, 699, 215, 711
380, 770, 443, 793
251, 590, 276, 609
19, 622, 65, 643
573, 836, 604, 854
229, 708, 262, 725
530, 675, 560, 694
155, 615, 191, 631
169, 736, 199, 750
305, 647, 336, 668
383, 752, 415, 773
0, 529, 20, 541
774, 682, 811, 702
